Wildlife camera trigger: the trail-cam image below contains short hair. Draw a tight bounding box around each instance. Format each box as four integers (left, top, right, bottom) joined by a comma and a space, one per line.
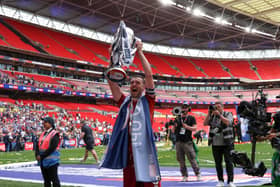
215, 101, 223, 106
182, 104, 190, 109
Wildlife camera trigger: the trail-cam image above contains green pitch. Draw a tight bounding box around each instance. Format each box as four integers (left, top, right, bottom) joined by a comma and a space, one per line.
0, 141, 273, 167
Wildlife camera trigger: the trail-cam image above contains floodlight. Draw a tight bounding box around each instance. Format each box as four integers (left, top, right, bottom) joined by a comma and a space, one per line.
159, 0, 173, 6
215, 17, 222, 23
215, 17, 229, 25
245, 27, 251, 33
193, 8, 203, 16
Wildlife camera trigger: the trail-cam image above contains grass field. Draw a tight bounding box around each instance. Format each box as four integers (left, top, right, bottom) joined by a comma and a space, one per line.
0, 141, 273, 167
0, 140, 274, 187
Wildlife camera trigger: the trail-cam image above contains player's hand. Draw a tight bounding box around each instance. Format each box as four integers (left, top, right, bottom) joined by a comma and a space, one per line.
108, 45, 113, 67
136, 40, 143, 51
36, 155, 41, 161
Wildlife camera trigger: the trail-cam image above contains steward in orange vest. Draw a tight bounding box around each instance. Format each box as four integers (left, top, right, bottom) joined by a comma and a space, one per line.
35, 117, 61, 187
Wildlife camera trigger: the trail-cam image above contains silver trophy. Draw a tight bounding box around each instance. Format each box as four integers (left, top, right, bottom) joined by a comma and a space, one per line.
105, 21, 140, 82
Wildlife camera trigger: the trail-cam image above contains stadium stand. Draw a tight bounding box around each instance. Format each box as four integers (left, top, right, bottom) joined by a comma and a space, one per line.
220, 60, 260, 80
0, 21, 37, 52
191, 58, 230, 78
161, 56, 206, 77
14, 72, 59, 85
0, 34, 9, 47
43, 28, 96, 62
4, 18, 81, 60
1, 66, 280, 105
145, 53, 182, 76
251, 59, 280, 80
71, 35, 111, 65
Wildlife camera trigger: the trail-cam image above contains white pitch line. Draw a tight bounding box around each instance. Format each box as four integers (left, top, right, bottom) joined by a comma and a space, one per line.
0, 161, 37, 169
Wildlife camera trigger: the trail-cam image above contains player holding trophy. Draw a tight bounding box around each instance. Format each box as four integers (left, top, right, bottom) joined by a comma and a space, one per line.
100, 21, 161, 187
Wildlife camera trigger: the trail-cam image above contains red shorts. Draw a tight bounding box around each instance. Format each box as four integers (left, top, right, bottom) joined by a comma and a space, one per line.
123, 145, 161, 187
123, 163, 161, 187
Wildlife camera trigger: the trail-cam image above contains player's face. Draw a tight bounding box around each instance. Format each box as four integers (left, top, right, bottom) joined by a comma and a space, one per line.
130, 77, 144, 99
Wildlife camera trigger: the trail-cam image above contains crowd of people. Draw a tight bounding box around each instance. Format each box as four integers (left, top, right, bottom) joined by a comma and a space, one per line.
0, 100, 114, 152
0, 99, 167, 153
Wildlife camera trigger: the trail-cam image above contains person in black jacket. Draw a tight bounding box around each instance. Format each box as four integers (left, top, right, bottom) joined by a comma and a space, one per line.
79, 121, 99, 163
260, 112, 280, 186
3, 132, 11, 152
194, 130, 204, 144
172, 104, 200, 182
15, 131, 21, 151
35, 117, 61, 187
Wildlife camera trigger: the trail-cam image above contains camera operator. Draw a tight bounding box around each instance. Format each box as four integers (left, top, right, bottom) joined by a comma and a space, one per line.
203, 102, 235, 187
172, 104, 200, 182
261, 111, 280, 186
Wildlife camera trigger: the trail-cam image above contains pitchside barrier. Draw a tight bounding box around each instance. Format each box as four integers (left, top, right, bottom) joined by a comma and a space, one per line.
0, 138, 102, 152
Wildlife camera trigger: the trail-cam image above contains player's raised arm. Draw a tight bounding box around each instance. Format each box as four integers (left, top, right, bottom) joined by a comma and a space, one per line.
136, 41, 154, 90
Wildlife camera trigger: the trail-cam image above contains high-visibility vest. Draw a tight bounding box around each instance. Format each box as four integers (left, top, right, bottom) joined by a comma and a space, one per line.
38, 129, 60, 168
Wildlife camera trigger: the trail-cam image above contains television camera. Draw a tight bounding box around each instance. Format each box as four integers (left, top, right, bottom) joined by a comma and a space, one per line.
165, 105, 191, 128
233, 89, 272, 177
172, 106, 182, 116
237, 89, 272, 137
164, 107, 182, 129
169, 106, 184, 128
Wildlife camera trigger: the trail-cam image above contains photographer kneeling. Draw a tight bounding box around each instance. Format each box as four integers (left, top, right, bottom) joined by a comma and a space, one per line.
203, 102, 235, 187
172, 104, 200, 182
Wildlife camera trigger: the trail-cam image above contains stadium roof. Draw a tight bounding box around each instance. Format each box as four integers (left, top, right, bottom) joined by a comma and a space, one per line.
210, 0, 280, 26
0, 0, 280, 51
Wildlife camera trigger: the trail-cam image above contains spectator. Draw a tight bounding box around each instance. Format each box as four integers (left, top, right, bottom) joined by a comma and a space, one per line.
3, 132, 11, 152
